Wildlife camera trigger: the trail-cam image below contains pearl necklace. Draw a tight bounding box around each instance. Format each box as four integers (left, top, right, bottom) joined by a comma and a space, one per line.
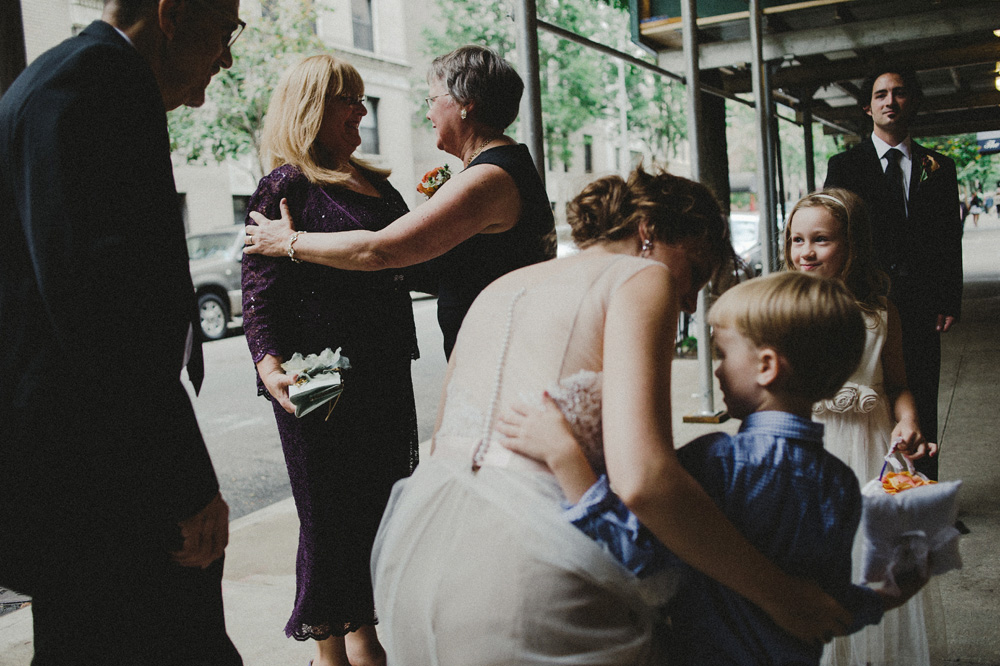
464, 136, 496, 168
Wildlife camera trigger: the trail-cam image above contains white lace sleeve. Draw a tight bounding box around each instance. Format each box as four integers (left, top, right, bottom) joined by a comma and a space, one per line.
544, 370, 605, 474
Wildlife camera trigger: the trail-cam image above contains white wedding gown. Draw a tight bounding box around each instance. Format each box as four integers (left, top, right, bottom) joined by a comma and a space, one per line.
371, 252, 670, 665
814, 309, 948, 666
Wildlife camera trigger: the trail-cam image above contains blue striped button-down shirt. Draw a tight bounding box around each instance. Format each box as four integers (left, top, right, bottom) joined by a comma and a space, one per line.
566, 410, 882, 664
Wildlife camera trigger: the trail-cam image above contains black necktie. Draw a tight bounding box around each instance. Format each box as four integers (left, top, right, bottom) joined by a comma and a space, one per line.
188, 309, 205, 395
883, 148, 908, 276
884, 148, 907, 221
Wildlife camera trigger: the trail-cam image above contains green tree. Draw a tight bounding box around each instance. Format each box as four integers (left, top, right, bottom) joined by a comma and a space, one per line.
924, 134, 1000, 194
624, 64, 686, 163
423, 0, 686, 170
167, 0, 327, 181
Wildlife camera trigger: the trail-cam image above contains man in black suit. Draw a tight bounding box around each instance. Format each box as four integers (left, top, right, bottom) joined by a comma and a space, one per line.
825, 69, 963, 480
0, 0, 245, 662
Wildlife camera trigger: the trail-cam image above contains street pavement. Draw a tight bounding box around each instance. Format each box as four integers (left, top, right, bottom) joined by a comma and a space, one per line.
2, 215, 998, 664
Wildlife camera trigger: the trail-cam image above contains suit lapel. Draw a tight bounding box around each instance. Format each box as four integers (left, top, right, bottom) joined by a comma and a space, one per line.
859, 140, 892, 206
858, 141, 885, 194
910, 142, 926, 199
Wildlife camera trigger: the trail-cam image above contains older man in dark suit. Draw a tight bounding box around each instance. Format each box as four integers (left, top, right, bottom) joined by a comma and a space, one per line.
825, 69, 962, 480
0, 0, 245, 662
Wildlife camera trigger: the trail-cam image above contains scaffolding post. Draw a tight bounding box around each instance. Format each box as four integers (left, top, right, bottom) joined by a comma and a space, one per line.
513, 0, 546, 184
617, 59, 630, 177
681, 0, 727, 424
802, 97, 817, 194
749, 0, 777, 275
1, 0, 27, 96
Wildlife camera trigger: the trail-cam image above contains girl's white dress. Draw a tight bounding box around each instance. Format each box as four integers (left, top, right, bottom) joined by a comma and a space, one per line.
813, 309, 948, 666
371, 253, 675, 665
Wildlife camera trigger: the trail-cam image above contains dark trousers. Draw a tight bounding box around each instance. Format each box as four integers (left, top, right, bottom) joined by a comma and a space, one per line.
893, 282, 942, 480
27, 557, 242, 666
0, 421, 242, 666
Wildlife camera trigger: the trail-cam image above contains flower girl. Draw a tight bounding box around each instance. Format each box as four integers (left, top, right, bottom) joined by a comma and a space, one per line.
784, 188, 947, 665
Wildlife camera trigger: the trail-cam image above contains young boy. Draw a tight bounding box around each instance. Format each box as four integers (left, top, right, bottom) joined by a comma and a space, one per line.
499, 271, 922, 664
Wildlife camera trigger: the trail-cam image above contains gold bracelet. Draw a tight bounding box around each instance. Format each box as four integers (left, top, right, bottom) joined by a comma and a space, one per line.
287, 231, 307, 263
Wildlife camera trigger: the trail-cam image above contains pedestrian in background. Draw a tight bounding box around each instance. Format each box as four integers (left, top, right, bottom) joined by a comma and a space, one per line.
968, 192, 983, 227
0, 0, 245, 663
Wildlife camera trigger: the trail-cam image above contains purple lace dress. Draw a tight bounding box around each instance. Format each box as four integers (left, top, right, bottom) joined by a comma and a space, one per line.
242, 164, 419, 640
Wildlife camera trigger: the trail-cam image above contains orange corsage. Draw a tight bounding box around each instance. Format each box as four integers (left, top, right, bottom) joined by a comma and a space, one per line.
416, 164, 452, 198
920, 154, 940, 183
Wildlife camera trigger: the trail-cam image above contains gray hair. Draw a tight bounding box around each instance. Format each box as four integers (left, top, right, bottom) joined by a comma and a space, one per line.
428, 45, 523, 132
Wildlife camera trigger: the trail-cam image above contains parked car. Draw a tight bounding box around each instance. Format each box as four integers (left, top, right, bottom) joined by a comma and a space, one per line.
729, 212, 764, 278
187, 228, 244, 340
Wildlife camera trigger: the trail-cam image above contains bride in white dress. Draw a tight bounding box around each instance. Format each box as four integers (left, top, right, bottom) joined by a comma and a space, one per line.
372, 168, 855, 664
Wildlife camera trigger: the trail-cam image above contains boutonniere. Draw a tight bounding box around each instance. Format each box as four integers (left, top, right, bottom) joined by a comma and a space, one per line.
920, 154, 940, 183
416, 164, 452, 198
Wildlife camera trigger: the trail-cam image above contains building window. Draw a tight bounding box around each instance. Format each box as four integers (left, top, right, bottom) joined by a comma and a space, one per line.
359, 97, 379, 155
352, 0, 374, 51
584, 135, 593, 173
233, 195, 251, 226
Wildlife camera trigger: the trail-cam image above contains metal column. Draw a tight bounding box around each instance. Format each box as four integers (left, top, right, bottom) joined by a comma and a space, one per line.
617, 59, 630, 177
681, 0, 726, 423
749, 0, 777, 275
514, 0, 546, 184
802, 100, 816, 194
1, 0, 27, 97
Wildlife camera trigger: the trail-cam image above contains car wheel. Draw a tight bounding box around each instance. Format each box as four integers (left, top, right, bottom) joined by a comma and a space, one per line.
198, 293, 229, 341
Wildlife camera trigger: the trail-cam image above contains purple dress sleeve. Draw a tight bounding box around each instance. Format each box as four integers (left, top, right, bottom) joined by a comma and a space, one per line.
241, 164, 416, 398
241, 166, 306, 367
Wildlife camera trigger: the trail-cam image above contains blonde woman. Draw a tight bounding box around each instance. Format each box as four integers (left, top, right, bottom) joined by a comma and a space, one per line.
245, 45, 556, 358
241, 55, 418, 666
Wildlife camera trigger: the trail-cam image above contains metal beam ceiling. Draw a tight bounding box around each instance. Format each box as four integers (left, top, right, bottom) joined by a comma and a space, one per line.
636, 0, 1000, 139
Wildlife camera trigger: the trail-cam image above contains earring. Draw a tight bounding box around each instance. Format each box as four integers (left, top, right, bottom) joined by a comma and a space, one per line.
460, 109, 467, 120
640, 238, 653, 257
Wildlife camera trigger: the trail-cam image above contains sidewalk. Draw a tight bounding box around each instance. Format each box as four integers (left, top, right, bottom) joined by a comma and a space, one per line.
2, 218, 998, 665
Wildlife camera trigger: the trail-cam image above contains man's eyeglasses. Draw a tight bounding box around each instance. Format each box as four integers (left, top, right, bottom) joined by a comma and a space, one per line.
188, 0, 246, 49
424, 93, 448, 109
337, 94, 368, 106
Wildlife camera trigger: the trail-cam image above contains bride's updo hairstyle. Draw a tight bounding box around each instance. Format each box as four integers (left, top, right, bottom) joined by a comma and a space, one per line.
568, 166, 732, 280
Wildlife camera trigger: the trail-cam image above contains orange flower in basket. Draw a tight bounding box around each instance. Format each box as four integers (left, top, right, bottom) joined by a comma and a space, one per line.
882, 471, 937, 495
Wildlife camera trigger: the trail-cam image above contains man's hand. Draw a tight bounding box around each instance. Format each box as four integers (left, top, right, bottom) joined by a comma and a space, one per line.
172, 492, 230, 568
936, 314, 956, 333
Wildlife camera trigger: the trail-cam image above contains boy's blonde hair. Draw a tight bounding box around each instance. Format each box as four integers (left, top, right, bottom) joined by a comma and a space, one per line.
260, 54, 388, 186
708, 272, 866, 403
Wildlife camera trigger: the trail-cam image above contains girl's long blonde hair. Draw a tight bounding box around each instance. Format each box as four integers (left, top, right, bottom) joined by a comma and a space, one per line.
783, 188, 889, 317
259, 54, 388, 185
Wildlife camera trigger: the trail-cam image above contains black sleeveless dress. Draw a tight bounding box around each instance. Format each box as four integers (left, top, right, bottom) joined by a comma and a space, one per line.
433, 143, 555, 358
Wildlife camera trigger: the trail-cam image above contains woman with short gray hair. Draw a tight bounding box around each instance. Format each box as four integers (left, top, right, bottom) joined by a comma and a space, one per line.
245, 45, 556, 358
